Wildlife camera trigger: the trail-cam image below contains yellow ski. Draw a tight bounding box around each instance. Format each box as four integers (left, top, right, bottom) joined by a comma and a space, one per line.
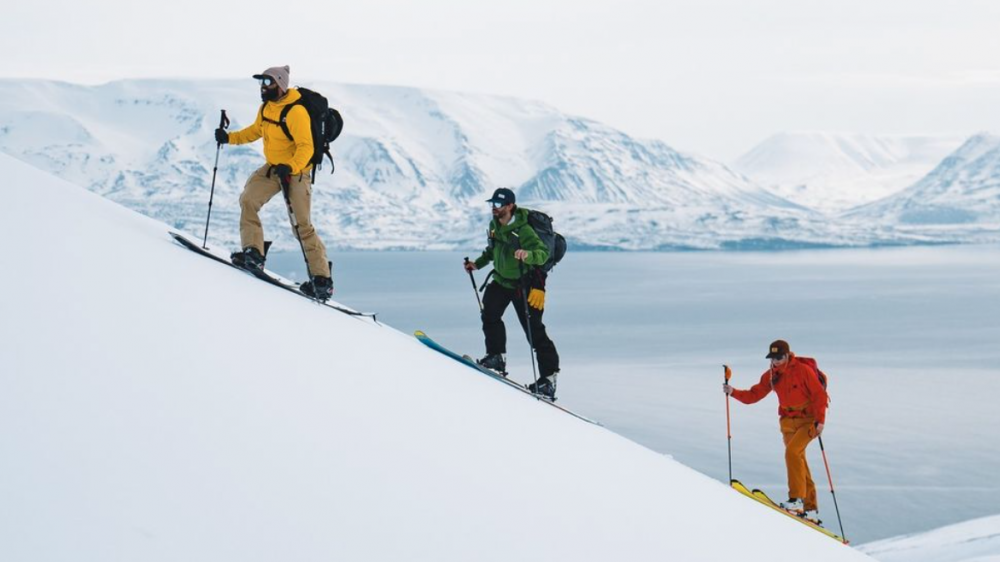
730, 480, 848, 544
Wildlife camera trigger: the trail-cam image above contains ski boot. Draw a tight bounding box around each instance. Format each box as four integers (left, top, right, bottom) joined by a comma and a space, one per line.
231, 247, 265, 271
476, 354, 507, 376
528, 374, 557, 401
300, 276, 334, 301
780, 498, 804, 514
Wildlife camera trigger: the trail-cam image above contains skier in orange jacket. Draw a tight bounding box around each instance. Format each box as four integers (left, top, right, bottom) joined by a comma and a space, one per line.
724, 339, 829, 519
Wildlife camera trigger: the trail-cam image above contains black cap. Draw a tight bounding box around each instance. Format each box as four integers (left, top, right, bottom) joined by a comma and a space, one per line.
486, 187, 515, 206
766, 339, 790, 359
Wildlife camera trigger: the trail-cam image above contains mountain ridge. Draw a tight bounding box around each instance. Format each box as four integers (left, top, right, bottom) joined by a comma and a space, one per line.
0, 79, 997, 250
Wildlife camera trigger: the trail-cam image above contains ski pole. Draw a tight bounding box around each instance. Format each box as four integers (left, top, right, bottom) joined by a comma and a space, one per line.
202, 109, 229, 249
279, 175, 314, 284
724, 364, 733, 484
818, 434, 847, 542
513, 236, 540, 390
464, 257, 483, 311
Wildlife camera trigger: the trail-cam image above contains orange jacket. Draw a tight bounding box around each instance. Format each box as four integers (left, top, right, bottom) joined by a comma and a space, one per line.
227, 88, 314, 176
731, 354, 829, 424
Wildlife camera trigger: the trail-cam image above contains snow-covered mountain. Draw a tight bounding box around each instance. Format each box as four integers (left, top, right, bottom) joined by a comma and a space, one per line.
733, 132, 964, 212
0, 78, 824, 251
1, 79, 996, 250
0, 152, 874, 560
859, 513, 1000, 562
846, 133, 1000, 229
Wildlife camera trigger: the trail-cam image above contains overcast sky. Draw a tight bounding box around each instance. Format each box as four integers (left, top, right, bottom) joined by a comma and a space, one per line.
3, 0, 999, 160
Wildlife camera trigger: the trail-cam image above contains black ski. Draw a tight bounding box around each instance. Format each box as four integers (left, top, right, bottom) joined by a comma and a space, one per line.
170, 232, 377, 322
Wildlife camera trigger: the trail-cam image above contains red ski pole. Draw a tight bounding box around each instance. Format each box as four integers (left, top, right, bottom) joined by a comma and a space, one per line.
724, 364, 733, 484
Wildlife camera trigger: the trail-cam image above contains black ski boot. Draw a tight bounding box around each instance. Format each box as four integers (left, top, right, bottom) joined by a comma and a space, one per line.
476, 354, 507, 375
231, 247, 265, 271
300, 275, 334, 301
528, 374, 557, 401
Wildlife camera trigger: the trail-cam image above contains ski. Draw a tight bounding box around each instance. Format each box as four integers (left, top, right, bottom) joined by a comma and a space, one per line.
750, 488, 822, 526
414, 330, 601, 426
170, 232, 377, 322
730, 480, 848, 544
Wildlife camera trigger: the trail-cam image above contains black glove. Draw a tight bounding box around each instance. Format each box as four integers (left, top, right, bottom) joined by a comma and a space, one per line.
215, 128, 229, 144
274, 164, 293, 184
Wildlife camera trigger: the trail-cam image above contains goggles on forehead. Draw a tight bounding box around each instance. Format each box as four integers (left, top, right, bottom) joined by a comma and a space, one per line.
259, 77, 276, 87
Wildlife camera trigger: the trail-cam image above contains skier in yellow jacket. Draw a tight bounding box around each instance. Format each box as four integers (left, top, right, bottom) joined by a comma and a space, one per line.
214, 65, 333, 300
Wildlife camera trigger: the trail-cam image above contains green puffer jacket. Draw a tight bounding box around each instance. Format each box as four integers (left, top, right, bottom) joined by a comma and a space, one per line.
473, 207, 550, 289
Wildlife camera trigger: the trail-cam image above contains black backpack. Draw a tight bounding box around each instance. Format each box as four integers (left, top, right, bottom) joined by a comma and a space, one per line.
524, 209, 567, 273
259, 87, 344, 181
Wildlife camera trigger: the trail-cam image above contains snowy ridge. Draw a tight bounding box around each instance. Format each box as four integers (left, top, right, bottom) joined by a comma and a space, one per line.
0, 152, 875, 560
847, 133, 1000, 228
859, 513, 1000, 562
0, 79, 996, 250
733, 132, 964, 212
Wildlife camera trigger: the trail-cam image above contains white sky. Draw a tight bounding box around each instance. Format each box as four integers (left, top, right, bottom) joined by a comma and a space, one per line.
3, 0, 999, 160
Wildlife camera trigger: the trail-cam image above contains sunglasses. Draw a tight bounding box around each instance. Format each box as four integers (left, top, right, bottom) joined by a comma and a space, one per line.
259, 77, 276, 87
490, 201, 507, 209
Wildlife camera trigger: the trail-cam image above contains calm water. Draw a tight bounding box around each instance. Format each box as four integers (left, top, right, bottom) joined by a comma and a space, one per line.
269, 245, 1000, 544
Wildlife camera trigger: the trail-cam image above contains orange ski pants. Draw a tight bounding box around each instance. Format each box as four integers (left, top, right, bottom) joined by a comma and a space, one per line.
780, 416, 819, 511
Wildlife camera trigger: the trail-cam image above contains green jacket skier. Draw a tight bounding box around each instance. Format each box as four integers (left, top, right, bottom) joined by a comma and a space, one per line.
465, 188, 560, 399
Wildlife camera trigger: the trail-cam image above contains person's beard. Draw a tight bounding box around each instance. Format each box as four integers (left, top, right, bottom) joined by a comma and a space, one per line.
493, 206, 512, 224
260, 88, 280, 102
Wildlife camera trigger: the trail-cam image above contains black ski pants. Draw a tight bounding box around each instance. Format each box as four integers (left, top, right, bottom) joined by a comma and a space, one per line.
482, 281, 559, 378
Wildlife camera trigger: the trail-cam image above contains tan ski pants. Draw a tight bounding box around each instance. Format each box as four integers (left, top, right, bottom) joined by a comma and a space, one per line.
238, 164, 331, 278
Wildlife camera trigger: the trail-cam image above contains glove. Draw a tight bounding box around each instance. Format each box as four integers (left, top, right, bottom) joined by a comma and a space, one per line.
214, 128, 229, 144
464, 260, 477, 273
723, 384, 733, 396
527, 288, 545, 310
274, 164, 293, 184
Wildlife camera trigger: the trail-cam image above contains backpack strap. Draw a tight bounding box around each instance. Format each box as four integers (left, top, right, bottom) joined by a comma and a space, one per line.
258, 102, 297, 141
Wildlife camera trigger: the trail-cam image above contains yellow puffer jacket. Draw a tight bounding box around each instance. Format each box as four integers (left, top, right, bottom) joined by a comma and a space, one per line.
228, 88, 314, 175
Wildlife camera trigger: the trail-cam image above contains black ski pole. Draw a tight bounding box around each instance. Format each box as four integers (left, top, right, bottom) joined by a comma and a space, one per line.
202, 109, 229, 249
279, 176, 314, 285
818, 434, 847, 543
724, 364, 733, 484
513, 239, 539, 390
464, 257, 483, 311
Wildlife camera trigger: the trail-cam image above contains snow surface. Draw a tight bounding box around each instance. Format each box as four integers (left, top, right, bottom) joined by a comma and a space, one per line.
1, 79, 996, 251
0, 152, 874, 560
860, 514, 1000, 562
732, 132, 964, 212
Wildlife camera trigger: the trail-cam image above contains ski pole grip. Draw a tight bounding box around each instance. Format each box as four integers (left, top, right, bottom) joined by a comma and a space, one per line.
724, 364, 732, 382
219, 109, 230, 130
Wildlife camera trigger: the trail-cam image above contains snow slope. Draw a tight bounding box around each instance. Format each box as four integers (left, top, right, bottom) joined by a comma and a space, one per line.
733, 132, 964, 212
859, 514, 1000, 562
0, 153, 872, 560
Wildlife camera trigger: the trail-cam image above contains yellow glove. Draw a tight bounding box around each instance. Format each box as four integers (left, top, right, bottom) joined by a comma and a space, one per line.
527, 288, 545, 310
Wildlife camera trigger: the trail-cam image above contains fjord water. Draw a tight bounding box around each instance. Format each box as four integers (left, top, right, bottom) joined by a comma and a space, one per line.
269, 245, 1000, 544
